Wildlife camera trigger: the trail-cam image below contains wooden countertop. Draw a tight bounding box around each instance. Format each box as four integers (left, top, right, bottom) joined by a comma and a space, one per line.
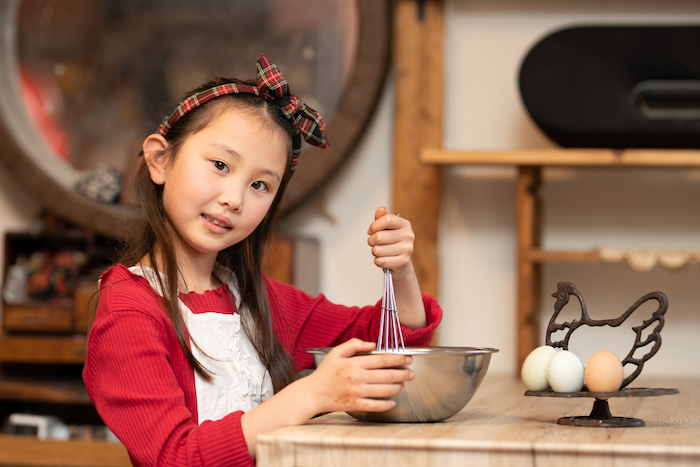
257, 374, 700, 467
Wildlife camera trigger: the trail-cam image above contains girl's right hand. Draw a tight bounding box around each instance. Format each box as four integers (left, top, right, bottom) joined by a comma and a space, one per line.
306, 338, 415, 414
240, 339, 414, 456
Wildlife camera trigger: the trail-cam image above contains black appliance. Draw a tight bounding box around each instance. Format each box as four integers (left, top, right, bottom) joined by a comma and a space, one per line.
519, 25, 700, 148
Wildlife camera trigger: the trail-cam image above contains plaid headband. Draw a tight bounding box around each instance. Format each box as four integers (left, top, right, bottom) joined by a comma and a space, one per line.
156, 54, 329, 172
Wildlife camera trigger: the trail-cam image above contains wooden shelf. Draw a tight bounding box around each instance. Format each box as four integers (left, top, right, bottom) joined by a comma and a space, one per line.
0, 435, 129, 466
0, 376, 91, 405
0, 335, 86, 365
0, 335, 90, 405
525, 248, 601, 263
422, 147, 700, 167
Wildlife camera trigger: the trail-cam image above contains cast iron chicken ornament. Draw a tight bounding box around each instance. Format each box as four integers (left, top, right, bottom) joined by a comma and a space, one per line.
546, 281, 667, 389
525, 282, 678, 427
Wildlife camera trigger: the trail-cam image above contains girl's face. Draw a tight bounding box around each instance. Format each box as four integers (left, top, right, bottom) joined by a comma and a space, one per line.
158, 108, 288, 265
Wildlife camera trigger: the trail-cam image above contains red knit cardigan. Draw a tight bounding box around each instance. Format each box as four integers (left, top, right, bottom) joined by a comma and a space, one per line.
83, 264, 442, 466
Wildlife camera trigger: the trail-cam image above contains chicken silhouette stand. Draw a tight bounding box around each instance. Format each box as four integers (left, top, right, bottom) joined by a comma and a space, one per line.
525, 282, 679, 427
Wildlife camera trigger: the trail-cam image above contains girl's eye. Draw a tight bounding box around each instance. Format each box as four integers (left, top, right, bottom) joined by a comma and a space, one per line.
213, 160, 228, 172
251, 181, 269, 192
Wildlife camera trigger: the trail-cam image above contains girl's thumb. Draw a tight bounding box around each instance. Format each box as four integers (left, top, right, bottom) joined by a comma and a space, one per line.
333, 338, 375, 358
375, 206, 387, 221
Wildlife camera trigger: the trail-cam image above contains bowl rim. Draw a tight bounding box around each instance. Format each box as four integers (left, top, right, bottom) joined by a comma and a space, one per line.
305, 346, 499, 355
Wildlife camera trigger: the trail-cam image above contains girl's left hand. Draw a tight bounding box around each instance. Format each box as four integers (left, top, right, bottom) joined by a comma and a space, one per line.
367, 206, 415, 277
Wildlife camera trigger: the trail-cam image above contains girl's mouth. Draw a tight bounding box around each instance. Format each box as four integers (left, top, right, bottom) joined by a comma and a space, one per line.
202, 214, 232, 229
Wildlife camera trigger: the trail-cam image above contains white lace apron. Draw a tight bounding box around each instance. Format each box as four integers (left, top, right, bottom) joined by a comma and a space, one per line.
129, 266, 274, 423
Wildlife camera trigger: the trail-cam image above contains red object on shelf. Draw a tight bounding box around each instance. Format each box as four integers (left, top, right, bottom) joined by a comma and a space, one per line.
19, 66, 70, 160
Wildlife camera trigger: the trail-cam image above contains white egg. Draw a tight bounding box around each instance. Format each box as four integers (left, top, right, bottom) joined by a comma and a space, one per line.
521, 345, 557, 391
547, 350, 584, 393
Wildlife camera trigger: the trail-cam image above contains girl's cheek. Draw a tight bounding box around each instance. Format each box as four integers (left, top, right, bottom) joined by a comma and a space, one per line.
257, 203, 274, 222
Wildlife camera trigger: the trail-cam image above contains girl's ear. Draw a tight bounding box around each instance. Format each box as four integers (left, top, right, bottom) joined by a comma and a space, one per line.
142, 134, 169, 185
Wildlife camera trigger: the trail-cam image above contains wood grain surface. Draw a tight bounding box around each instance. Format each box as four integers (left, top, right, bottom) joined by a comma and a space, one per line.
257, 374, 699, 467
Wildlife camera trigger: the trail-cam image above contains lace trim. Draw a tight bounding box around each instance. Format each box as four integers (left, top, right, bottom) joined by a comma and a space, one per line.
127, 265, 274, 422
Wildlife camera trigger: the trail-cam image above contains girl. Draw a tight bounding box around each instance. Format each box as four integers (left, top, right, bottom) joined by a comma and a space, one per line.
83, 55, 441, 467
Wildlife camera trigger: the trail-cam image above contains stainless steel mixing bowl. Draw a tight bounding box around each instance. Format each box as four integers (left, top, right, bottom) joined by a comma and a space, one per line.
306, 346, 498, 423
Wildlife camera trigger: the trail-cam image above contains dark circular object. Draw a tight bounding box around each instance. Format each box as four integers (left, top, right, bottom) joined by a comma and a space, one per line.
0, 0, 390, 239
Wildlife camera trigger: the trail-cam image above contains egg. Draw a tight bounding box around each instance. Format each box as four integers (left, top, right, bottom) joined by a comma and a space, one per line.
521, 345, 557, 391
585, 350, 624, 393
546, 350, 584, 393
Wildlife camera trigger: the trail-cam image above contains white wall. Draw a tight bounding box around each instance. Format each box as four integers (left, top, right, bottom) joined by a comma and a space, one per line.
3, 0, 700, 379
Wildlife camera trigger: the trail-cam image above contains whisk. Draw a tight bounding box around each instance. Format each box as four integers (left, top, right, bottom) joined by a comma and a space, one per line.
376, 268, 406, 352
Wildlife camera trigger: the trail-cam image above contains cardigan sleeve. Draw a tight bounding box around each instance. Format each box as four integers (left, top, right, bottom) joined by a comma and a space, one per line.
83, 266, 254, 467
264, 277, 443, 371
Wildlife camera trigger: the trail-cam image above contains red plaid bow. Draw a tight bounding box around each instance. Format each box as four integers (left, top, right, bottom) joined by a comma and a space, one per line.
157, 55, 329, 172
255, 55, 329, 168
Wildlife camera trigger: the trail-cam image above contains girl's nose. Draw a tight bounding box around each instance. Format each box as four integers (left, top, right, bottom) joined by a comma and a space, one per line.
219, 185, 243, 211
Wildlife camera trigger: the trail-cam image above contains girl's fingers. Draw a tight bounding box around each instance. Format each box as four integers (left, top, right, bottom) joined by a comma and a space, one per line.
327, 341, 413, 370
370, 242, 412, 261
359, 368, 415, 385
328, 338, 376, 359
367, 217, 407, 237
371, 248, 412, 271
367, 223, 415, 264
358, 354, 413, 371
353, 397, 397, 413
368, 228, 414, 248
348, 381, 408, 412
367, 209, 408, 236
366, 207, 415, 271
357, 382, 405, 399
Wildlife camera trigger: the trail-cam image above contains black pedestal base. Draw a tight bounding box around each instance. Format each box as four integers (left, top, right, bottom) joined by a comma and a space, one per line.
557, 398, 644, 427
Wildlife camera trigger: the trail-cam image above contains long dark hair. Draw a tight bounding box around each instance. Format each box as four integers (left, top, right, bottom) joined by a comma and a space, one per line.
119, 77, 298, 391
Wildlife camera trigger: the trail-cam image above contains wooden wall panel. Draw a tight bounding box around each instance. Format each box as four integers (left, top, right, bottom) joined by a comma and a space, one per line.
392, 0, 444, 301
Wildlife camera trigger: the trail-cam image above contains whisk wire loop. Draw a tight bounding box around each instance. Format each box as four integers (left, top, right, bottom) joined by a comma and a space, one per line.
377, 269, 406, 352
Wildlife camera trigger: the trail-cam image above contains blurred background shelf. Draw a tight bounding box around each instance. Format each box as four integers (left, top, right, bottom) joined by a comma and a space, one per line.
0, 375, 90, 405
0, 435, 129, 466
525, 249, 601, 263
0, 335, 86, 364
422, 147, 700, 167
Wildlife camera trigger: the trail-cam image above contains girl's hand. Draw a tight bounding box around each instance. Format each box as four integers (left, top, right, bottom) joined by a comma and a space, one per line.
367, 206, 415, 278
366, 206, 426, 330
240, 339, 413, 456
307, 338, 414, 413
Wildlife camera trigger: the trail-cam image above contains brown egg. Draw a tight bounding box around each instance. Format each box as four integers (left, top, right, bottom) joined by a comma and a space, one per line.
584, 350, 624, 393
